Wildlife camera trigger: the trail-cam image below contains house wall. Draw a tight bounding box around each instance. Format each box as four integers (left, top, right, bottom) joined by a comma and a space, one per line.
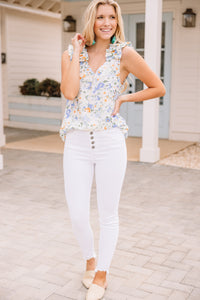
61, 0, 200, 142
0, 8, 6, 150
2, 8, 62, 130
1, 8, 8, 120
169, 0, 200, 142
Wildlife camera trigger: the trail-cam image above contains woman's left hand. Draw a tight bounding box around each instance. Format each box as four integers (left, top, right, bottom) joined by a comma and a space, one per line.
111, 97, 123, 116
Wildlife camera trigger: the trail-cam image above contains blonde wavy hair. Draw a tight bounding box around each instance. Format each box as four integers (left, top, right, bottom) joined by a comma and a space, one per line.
82, 0, 125, 46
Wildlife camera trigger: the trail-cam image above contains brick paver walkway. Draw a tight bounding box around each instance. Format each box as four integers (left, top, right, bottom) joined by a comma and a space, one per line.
0, 147, 200, 300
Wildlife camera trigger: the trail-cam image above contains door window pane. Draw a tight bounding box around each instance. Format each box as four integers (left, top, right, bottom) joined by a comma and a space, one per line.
135, 79, 143, 104
161, 22, 165, 48
138, 50, 144, 58
159, 79, 164, 105
135, 78, 143, 92
135, 21, 166, 106
161, 50, 165, 77
136, 23, 145, 49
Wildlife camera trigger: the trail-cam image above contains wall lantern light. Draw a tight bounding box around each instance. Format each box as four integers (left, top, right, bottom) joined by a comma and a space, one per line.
63, 15, 76, 32
182, 8, 196, 27
1, 53, 6, 64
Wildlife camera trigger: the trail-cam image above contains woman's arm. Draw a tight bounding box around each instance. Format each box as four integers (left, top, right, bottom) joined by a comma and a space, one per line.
60, 33, 85, 100
112, 46, 166, 115
60, 49, 80, 100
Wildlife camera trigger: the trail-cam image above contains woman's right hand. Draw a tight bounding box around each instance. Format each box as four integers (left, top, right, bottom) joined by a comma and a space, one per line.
71, 33, 86, 54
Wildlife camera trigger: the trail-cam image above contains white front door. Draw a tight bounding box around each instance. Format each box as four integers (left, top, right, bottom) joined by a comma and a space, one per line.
120, 13, 172, 138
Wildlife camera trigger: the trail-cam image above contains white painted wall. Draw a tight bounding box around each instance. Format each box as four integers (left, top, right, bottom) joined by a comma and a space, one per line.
5, 9, 62, 96
0, 8, 8, 121
169, 0, 200, 142
1, 8, 62, 130
0, 8, 5, 169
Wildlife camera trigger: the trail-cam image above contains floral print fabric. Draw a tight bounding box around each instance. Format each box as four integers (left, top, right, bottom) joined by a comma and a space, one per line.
59, 42, 132, 142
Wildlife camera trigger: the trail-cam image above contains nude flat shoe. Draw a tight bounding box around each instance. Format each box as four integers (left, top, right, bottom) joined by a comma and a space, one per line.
82, 270, 96, 289
86, 282, 108, 300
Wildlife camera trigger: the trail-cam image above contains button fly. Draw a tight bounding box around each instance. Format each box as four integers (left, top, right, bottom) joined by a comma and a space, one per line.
90, 131, 95, 149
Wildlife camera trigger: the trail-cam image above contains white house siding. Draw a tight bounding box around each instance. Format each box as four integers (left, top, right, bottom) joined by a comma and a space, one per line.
61, 0, 200, 142
169, 0, 200, 142
1, 8, 8, 121
3, 9, 62, 131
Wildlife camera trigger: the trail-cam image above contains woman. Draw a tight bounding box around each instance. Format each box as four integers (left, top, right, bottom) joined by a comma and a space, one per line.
60, 0, 165, 299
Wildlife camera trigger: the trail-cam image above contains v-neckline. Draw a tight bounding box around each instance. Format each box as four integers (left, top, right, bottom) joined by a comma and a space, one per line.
85, 45, 110, 75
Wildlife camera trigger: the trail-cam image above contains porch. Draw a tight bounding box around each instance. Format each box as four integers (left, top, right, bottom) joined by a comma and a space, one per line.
3, 127, 195, 166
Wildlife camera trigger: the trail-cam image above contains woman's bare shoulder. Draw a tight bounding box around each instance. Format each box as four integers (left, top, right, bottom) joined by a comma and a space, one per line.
121, 45, 145, 71
121, 45, 138, 61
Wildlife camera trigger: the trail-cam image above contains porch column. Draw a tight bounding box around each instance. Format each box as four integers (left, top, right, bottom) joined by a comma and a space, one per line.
140, 0, 163, 163
0, 9, 6, 169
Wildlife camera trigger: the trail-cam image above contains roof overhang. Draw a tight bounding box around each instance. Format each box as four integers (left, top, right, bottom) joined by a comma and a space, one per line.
0, 0, 61, 19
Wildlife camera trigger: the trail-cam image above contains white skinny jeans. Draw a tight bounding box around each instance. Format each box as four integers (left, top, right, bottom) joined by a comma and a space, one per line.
63, 127, 127, 274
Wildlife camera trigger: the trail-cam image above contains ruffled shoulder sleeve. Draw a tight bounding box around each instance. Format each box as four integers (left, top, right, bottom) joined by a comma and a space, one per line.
107, 41, 133, 61
66, 44, 88, 62
120, 41, 133, 49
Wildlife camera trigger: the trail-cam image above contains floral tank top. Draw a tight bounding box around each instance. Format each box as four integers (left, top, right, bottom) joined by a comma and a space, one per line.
59, 42, 132, 142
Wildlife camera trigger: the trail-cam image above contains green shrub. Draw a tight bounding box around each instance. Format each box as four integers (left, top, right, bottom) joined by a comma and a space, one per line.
19, 78, 40, 96
19, 78, 61, 98
36, 78, 61, 98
